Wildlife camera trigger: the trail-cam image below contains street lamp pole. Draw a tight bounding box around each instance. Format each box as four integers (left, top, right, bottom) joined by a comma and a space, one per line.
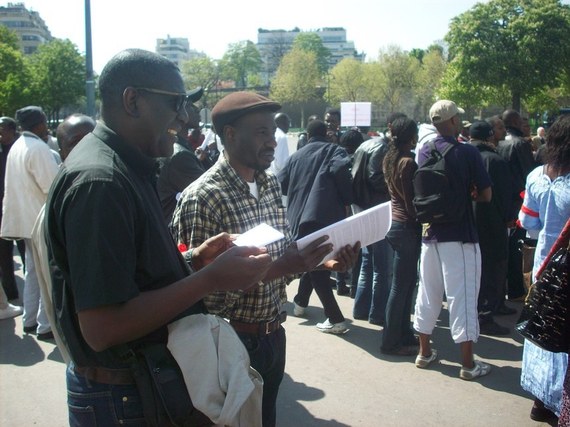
85, 0, 96, 118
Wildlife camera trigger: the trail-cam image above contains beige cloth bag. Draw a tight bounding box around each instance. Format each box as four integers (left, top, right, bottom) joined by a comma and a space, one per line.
167, 314, 263, 427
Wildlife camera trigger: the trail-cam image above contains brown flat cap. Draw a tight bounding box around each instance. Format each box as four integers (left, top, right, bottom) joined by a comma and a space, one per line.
212, 91, 281, 134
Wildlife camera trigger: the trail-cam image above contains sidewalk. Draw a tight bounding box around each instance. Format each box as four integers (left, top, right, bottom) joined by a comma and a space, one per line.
1, 270, 542, 426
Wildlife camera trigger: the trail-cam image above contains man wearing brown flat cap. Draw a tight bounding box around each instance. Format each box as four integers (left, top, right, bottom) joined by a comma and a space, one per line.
171, 91, 359, 427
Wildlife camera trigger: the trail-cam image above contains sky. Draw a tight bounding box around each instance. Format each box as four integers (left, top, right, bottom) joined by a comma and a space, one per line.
13, 0, 568, 74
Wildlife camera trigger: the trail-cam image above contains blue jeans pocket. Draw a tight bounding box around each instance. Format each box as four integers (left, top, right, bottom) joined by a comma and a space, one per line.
68, 384, 146, 426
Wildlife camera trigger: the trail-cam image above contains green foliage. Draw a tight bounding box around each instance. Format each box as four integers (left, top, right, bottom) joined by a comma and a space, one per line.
270, 48, 320, 106
27, 39, 85, 121
0, 26, 20, 50
220, 41, 262, 88
415, 49, 447, 120
292, 33, 331, 74
0, 32, 31, 116
328, 58, 369, 104
374, 46, 420, 113
180, 56, 221, 107
444, 0, 570, 111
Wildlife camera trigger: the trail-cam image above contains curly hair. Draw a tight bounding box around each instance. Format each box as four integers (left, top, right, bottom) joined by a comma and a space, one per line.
544, 114, 570, 171
382, 117, 418, 188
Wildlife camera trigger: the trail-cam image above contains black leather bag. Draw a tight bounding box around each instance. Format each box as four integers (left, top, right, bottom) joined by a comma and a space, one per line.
515, 244, 570, 353
126, 343, 212, 427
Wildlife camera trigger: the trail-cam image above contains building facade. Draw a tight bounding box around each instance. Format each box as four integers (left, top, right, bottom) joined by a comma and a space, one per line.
156, 36, 205, 67
257, 27, 365, 81
0, 2, 52, 54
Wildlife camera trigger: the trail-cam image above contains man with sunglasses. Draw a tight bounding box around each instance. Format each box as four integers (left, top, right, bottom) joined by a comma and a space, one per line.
45, 49, 272, 426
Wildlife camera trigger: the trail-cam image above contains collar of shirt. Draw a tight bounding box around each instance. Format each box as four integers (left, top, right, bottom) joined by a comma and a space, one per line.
218, 153, 272, 196
93, 123, 157, 177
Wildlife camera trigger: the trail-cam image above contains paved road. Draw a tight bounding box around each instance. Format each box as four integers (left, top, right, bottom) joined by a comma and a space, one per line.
0, 257, 546, 426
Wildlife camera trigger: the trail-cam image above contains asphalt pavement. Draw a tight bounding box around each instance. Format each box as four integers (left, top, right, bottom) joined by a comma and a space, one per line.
0, 136, 548, 426
0, 262, 548, 427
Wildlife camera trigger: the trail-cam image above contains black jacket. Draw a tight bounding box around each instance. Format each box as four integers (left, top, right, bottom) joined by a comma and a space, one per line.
350, 136, 390, 210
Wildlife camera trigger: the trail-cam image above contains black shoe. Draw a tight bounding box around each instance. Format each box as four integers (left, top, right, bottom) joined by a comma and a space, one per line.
480, 319, 510, 336
349, 286, 356, 299
37, 331, 55, 341
337, 283, 350, 296
494, 304, 517, 316
5, 291, 19, 301
23, 324, 38, 334
530, 400, 558, 422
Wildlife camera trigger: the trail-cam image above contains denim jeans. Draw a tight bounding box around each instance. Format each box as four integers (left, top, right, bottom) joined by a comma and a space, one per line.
353, 239, 393, 323
236, 326, 286, 427
381, 221, 421, 351
66, 363, 147, 427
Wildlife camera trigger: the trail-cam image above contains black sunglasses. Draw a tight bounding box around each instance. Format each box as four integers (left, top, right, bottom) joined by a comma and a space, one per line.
135, 87, 189, 113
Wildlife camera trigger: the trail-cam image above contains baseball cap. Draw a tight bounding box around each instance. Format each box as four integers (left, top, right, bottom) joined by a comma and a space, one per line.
429, 100, 465, 124
470, 121, 494, 141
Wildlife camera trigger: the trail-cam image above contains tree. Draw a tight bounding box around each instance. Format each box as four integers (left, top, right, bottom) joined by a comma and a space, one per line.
292, 32, 331, 74
0, 28, 31, 115
373, 46, 420, 114
0, 25, 20, 50
415, 49, 447, 120
270, 48, 321, 127
220, 41, 262, 88
445, 0, 570, 111
180, 56, 221, 108
27, 39, 85, 123
328, 58, 368, 105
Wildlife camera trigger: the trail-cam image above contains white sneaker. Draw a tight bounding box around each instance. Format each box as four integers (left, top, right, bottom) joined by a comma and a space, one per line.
415, 349, 438, 369
293, 302, 306, 317
460, 360, 491, 380
316, 318, 349, 334
0, 303, 23, 320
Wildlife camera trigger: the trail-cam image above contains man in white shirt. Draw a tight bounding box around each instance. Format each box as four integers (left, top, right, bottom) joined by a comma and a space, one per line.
1, 106, 59, 339
269, 113, 290, 175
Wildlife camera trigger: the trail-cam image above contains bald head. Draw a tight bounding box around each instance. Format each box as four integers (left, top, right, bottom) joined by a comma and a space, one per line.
56, 114, 96, 161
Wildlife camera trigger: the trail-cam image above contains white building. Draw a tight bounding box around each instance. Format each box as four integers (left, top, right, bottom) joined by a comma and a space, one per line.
156, 36, 205, 67
0, 2, 52, 54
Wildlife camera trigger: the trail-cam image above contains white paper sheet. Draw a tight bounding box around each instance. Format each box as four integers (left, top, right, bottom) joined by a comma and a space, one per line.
233, 223, 285, 248
296, 201, 392, 264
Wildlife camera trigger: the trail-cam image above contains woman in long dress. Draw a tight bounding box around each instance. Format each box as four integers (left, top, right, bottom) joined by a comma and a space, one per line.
519, 114, 570, 422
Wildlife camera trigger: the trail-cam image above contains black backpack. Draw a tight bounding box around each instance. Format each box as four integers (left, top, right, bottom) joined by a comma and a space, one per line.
413, 141, 467, 224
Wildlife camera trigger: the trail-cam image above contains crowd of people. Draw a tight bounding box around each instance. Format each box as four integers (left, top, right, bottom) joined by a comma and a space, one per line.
0, 47, 569, 426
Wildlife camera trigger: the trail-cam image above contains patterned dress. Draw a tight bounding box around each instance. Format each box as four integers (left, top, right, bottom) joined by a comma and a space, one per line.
519, 166, 570, 415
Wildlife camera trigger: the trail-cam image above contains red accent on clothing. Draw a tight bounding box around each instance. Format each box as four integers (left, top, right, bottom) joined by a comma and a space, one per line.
521, 205, 539, 218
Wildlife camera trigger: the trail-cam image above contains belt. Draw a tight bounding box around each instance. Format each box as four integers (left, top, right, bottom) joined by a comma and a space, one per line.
230, 312, 286, 336
74, 365, 135, 385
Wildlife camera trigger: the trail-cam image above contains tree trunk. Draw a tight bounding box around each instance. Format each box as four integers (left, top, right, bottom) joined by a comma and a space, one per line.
511, 91, 521, 112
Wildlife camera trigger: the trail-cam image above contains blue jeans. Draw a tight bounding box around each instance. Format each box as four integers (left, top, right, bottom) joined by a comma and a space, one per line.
353, 239, 393, 323
66, 363, 147, 426
381, 221, 421, 351
236, 326, 286, 427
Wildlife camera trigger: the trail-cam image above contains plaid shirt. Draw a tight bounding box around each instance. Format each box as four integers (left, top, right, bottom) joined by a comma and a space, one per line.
170, 154, 292, 322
